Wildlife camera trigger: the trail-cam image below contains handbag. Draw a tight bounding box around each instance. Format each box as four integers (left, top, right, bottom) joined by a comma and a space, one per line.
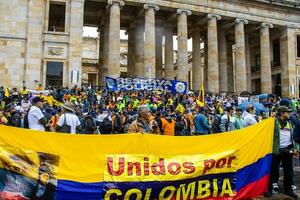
59, 114, 71, 133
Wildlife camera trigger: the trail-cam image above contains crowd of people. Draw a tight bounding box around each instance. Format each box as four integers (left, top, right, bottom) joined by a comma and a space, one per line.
0, 84, 299, 199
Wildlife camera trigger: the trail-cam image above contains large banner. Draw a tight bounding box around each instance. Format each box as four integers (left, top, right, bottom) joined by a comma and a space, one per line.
0, 118, 274, 200
105, 77, 188, 94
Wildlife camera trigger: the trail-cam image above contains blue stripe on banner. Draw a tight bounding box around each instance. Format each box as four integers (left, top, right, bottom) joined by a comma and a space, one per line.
56, 181, 105, 200
236, 153, 272, 191
56, 173, 236, 200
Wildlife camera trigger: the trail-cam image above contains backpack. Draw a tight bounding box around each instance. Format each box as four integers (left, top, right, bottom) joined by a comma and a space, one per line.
175, 120, 185, 136
211, 114, 221, 133
100, 116, 112, 134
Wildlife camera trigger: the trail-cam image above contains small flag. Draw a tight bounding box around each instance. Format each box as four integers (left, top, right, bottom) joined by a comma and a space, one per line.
196, 83, 205, 107
4, 87, 9, 97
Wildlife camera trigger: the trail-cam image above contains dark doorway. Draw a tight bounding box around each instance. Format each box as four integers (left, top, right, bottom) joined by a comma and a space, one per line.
251, 78, 261, 95
273, 73, 281, 96
88, 73, 97, 87
46, 62, 63, 89
272, 39, 280, 67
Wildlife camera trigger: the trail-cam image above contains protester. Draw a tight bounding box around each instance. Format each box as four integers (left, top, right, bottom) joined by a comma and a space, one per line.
220, 106, 235, 132
232, 107, 244, 130
243, 104, 257, 127
28, 97, 50, 131
56, 101, 81, 134
266, 106, 298, 199
194, 107, 211, 135
4, 103, 22, 128
161, 112, 175, 136
127, 105, 160, 134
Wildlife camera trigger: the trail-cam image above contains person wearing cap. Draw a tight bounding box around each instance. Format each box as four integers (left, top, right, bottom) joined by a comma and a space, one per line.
4, 102, 22, 128
194, 107, 211, 135
231, 107, 244, 130
266, 106, 298, 199
220, 106, 235, 133
56, 101, 81, 134
28, 97, 50, 131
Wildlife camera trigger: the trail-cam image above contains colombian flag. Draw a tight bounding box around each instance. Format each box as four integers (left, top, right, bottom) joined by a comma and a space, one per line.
196, 83, 205, 107
0, 118, 274, 199
4, 87, 9, 97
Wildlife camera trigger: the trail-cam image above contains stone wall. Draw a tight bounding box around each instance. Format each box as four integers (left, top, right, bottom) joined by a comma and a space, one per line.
0, 0, 27, 88
0, 40, 25, 87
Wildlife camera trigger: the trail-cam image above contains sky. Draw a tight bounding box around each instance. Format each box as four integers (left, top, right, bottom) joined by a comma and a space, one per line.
83, 26, 196, 51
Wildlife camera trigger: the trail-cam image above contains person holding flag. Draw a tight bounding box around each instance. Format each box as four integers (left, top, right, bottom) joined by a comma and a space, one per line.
196, 83, 205, 108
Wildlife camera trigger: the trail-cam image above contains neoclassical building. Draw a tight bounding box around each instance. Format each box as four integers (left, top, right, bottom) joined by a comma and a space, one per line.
0, 0, 300, 97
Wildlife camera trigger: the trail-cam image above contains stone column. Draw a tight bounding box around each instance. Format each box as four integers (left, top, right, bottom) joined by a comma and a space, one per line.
281, 27, 296, 98
98, 24, 104, 86
203, 39, 208, 90
192, 26, 202, 90
207, 14, 221, 94
155, 26, 163, 79
176, 9, 191, 82
235, 18, 248, 94
107, 0, 124, 78
127, 24, 135, 78
101, 13, 110, 85
260, 22, 273, 94
68, 0, 85, 87
164, 24, 175, 80
24, 0, 45, 88
227, 41, 234, 93
245, 35, 252, 92
134, 19, 145, 77
144, 4, 159, 78
218, 31, 227, 92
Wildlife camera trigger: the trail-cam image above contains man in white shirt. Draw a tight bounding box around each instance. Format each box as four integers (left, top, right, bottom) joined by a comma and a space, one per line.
56, 101, 81, 134
28, 97, 48, 131
242, 104, 257, 127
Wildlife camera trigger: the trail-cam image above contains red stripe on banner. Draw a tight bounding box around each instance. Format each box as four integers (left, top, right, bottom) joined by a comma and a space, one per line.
235, 174, 269, 200
0, 191, 28, 200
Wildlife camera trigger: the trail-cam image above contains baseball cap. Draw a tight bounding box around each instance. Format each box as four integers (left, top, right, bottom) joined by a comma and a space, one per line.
32, 96, 44, 104
277, 106, 292, 113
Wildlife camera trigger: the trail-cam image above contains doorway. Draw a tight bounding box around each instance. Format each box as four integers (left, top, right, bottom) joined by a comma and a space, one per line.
88, 73, 97, 87
46, 61, 63, 89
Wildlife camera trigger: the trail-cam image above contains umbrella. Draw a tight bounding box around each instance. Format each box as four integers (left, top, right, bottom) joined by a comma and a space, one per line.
239, 101, 268, 115
257, 93, 269, 99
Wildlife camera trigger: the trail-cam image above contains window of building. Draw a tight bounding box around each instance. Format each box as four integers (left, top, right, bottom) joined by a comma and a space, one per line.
48, 2, 66, 32
251, 54, 260, 73
272, 39, 280, 67
297, 35, 300, 58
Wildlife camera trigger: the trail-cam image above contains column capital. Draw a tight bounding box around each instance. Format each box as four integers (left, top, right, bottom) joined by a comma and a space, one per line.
235, 18, 248, 25
207, 14, 221, 21
108, 0, 125, 7
261, 22, 273, 29
144, 4, 159, 11
177, 9, 192, 16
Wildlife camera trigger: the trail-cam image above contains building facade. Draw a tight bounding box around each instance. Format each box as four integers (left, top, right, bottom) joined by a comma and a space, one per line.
0, 0, 300, 97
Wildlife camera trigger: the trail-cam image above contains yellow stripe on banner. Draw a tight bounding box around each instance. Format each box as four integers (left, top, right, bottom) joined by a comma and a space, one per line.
0, 118, 274, 183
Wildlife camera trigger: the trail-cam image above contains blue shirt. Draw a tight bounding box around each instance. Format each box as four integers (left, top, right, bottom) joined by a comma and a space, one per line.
194, 113, 211, 134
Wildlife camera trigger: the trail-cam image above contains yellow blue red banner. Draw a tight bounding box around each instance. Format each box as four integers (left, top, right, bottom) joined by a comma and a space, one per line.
0, 118, 274, 200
